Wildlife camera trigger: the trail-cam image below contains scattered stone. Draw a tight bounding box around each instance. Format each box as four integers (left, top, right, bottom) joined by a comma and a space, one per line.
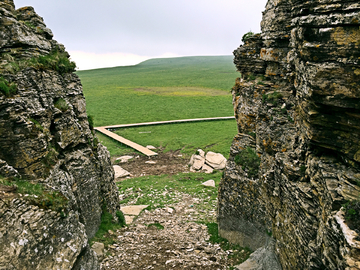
100, 192, 230, 269
202, 180, 216, 188
205, 152, 227, 170
113, 165, 131, 178
146, 145, 157, 150
121, 205, 149, 216
116, 155, 134, 163
165, 207, 174, 214
145, 161, 157, 164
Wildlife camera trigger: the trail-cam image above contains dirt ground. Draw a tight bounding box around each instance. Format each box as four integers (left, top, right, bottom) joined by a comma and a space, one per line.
111, 150, 190, 178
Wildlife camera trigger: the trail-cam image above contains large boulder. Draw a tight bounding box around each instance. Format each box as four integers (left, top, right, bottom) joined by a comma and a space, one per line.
205, 152, 227, 170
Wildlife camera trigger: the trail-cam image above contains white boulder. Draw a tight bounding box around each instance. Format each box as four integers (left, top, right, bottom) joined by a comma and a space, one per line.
205, 152, 227, 170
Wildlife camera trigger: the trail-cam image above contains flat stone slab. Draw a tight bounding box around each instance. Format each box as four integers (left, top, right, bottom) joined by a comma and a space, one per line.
113, 165, 131, 178
145, 161, 157, 164
146, 145, 157, 150
125, 215, 135, 224
121, 205, 149, 216
202, 180, 216, 187
116, 155, 134, 163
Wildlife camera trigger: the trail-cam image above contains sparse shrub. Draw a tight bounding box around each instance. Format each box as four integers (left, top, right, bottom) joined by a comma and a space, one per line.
42, 147, 58, 169
248, 74, 256, 81
262, 91, 283, 106
24, 21, 36, 29
248, 132, 256, 139
54, 98, 69, 112
29, 118, 44, 131
300, 165, 306, 176
147, 223, 164, 229
206, 222, 252, 266
116, 210, 126, 226
29, 50, 76, 74
342, 200, 360, 233
242, 31, 254, 43
0, 176, 67, 212
0, 77, 17, 97
234, 147, 260, 178
88, 114, 94, 130
90, 207, 126, 246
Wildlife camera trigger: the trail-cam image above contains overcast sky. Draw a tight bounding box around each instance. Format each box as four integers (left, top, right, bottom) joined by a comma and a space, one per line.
13, 0, 267, 70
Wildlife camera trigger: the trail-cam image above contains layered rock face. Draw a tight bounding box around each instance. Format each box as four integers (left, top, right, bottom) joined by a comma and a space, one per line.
219, 0, 360, 269
0, 1, 120, 269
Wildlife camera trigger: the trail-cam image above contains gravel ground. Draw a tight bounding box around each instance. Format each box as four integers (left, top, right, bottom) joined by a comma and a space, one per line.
100, 193, 247, 269
100, 151, 250, 269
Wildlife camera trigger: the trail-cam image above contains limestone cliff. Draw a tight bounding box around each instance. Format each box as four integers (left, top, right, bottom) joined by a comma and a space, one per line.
0, 1, 120, 269
218, 0, 360, 269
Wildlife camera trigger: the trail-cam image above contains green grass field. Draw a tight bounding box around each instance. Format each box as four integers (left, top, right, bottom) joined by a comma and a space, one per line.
77, 55, 239, 157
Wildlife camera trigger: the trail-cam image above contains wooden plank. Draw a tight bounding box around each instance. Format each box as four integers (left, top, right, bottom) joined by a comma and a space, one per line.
100, 116, 235, 130
95, 127, 158, 157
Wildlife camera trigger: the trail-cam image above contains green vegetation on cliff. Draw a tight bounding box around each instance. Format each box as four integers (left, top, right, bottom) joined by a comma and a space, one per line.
0, 77, 17, 97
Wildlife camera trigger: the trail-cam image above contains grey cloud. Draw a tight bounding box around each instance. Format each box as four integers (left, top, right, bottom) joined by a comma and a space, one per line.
13, 0, 267, 57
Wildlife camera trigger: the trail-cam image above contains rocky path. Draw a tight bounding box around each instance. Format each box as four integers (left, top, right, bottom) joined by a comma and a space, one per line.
100, 193, 249, 269
97, 151, 251, 269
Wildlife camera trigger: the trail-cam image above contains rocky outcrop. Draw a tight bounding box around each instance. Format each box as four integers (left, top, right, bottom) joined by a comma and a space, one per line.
218, 0, 360, 269
0, 1, 120, 269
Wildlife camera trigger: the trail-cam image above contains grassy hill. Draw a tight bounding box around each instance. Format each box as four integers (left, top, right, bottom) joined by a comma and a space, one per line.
77, 55, 239, 156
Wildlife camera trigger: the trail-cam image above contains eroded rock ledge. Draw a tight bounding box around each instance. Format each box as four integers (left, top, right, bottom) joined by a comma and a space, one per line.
0, 1, 120, 269
218, 0, 360, 269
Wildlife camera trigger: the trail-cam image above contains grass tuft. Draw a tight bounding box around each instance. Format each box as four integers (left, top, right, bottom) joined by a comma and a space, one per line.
147, 223, 165, 230
234, 147, 260, 178
0, 77, 17, 97
206, 222, 252, 266
54, 98, 69, 112
90, 207, 126, 247
0, 176, 68, 213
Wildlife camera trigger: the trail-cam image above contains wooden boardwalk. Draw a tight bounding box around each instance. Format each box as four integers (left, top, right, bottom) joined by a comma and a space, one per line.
95, 116, 235, 157
100, 116, 235, 130
95, 127, 158, 156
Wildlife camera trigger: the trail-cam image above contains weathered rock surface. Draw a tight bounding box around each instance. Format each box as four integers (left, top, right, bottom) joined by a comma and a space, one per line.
219, 0, 360, 269
0, 1, 119, 269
